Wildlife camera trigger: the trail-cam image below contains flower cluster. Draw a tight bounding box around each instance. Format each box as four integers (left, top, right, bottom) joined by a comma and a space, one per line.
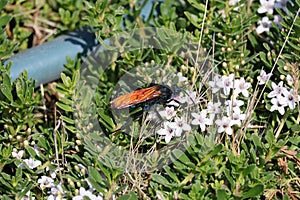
156, 72, 252, 143
154, 66, 299, 144
12, 147, 104, 200
73, 187, 103, 200
256, 0, 294, 34
72, 164, 104, 200
258, 69, 299, 115
154, 73, 195, 143
156, 92, 194, 143
11, 148, 65, 200
196, 74, 250, 135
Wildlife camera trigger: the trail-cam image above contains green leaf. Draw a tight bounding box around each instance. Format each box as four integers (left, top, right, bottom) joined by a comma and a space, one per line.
18, 183, 33, 200
0, 176, 13, 190
86, 131, 103, 142
259, 52, 271, 68
25, 146, 37, 158
1, 172, 11, 181
97, 161, 111, 184
60, 115, 74, 124
98, 109, 114, 130
224, 169, 234, 191
15, 167, 22, 182
291, 124, 300, 133
242, 184, 264, 199
151, 174, 172, 188
15, 80, 24, 103
164, 166, 179, 183
59, 97, 74, 106
216, 189, 228, 200
37, 136, 51, 153
208, 144, 223, 156
116, 191, 138, 200
0, 0, 8, 10
65, 124, 76, 133
184, 12, 201, 29
181, 173, 194, 185
248, 33, 258, 48
0, 73, 12, 102
0, 15, 12, 27
60, 73, 72, 88
56, 102, 73, 112
172, 149, 194, 168
263, 43, 270, 51
252, 134, 262, 148
242, 164, 256, 177
171, 159, 186, 171
249, 148, 257, 164
186, 0, 205, 11
87, 176, 103, 193
89, 166, 103, 182
265, 131, 275, 145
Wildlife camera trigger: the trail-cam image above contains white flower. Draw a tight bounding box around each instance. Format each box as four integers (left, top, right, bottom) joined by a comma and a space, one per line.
38, 176, 54, 190
273, 15, 283, 29
191, 110, 212, 132
286, 74, 293, 85
46, 163, 64, 179
267, 81, 288, 98
233, 78, 251, 97
185, 90, 198, 105
207, 101, 222, 120
218, 9, 226, 18
275, 0, 294, 14
47, 195, 62, 200
33, 144, 40, 156
157, 121, 177, 143
229, 109, 246, 126
48, 183, 64, 200
167, 92, 186, 107
177, 72, 188, 83
283, 89, 298, 110
12, 150, 24, 160
270, 96, 288, 115
145, 110, 157, 121
256, 16, 272, 34
78, 164, 87, 170
173, 117, 191, 137
159, 106, 176, 120
229, 0, 240, 6
21, 190, 35, 200
215, 116, 233, 135
209, 76, 222, 93
86, 178, 96, 192
225, 97, 244, 114
218, 74, 235, 95
258, 0, 275, 14
229, 0, 244, 11
258, 69, 272, 85
23, 157, 41, 169
73, 187, 103, 200
177, 92, 189, 104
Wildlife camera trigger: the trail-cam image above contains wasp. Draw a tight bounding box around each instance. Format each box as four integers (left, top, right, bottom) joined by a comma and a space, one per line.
109, 83, 178, 142
110, 84, 177, 110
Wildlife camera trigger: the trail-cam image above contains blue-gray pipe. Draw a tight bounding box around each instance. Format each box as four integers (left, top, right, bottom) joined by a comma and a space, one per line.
3, 0, 159, 86
4, 28, 98, 86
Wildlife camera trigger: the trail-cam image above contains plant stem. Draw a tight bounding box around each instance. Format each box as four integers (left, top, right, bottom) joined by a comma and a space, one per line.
274, 109, 290, 140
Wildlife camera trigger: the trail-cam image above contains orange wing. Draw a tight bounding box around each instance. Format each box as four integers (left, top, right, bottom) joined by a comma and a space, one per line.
110, 85, 162, 109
